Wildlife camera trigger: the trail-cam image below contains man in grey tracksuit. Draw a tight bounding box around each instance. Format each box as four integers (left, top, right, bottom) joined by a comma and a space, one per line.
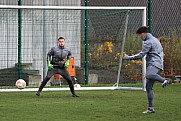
123, 26, 171, 113
36, 37, 79, 97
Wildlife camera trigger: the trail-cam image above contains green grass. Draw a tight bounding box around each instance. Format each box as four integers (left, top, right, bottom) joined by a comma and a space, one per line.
0, 83, 180, 121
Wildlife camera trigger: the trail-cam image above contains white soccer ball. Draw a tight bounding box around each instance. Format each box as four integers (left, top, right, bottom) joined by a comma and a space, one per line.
15, 79, 26, 89
74, 84, 81, 88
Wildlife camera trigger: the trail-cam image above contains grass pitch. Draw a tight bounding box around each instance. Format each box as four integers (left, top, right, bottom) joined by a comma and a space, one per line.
0, 83, 180, 121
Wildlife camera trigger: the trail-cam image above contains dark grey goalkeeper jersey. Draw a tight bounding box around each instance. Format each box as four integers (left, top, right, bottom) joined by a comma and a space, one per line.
47, 45, 72, 67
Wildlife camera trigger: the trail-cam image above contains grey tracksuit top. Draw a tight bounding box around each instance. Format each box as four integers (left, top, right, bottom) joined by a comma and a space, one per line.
47, 45, 72, 67
125, 33, 164, 70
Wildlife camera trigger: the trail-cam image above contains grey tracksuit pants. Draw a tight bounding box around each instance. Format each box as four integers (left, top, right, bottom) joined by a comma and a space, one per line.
38, 67, 75, 95
146, 65, 165, 107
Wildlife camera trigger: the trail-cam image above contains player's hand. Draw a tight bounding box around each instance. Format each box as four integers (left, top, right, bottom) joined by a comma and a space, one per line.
122, 52, 128, 59
65, 60, 70, 69
48, 61, 53, 70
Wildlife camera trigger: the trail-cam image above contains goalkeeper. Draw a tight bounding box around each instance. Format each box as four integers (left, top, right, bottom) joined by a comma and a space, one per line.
123, 26, 171, 113
36, 37, 79, 97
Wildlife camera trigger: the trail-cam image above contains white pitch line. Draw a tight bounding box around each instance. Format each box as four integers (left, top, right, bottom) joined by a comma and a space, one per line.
0, 86, 143, 92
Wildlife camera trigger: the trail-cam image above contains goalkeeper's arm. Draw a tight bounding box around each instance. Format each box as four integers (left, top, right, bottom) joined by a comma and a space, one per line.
64, 47, 72, 68
46, 48, 54, 70
47, 47, 54, 63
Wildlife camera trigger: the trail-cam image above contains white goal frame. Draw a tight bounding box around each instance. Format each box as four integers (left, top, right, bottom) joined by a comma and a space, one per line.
0, 5, 146, 92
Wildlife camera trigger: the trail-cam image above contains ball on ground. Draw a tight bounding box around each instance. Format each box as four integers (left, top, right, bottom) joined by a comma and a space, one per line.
15, 79, 26, 89
74, 84, 81, 88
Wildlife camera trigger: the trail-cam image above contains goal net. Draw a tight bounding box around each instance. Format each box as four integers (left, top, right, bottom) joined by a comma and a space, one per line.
0, 5, 146, 91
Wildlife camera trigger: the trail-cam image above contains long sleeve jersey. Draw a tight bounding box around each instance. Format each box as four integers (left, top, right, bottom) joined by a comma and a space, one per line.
47, 45, 72, 67
125, 33, 164, 70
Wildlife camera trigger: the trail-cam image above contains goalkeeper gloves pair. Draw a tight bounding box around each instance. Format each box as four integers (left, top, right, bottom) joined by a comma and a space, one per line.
47, 60, 70, 70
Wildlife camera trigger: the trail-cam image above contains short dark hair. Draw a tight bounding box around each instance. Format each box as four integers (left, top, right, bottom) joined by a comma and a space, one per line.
58, 37, 65, 41
136, 26, 148, 34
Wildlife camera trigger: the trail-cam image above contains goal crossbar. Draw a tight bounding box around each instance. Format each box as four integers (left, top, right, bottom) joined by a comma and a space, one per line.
0, 5, 146, 11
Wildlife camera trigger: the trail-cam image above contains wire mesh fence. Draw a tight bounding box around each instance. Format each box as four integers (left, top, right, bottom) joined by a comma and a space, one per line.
0, 0, 181, 87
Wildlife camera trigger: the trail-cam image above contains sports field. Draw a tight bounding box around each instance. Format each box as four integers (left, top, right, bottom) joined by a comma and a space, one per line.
0, 83, 180, 121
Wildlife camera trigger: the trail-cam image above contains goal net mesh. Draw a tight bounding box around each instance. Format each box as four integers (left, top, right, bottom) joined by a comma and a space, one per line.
0, 6, 145, 90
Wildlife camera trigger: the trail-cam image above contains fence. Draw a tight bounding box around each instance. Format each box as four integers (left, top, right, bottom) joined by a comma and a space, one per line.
0, 0, 181, 87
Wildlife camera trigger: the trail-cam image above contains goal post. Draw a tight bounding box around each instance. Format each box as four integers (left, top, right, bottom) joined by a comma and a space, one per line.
0, 5, 146, 91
